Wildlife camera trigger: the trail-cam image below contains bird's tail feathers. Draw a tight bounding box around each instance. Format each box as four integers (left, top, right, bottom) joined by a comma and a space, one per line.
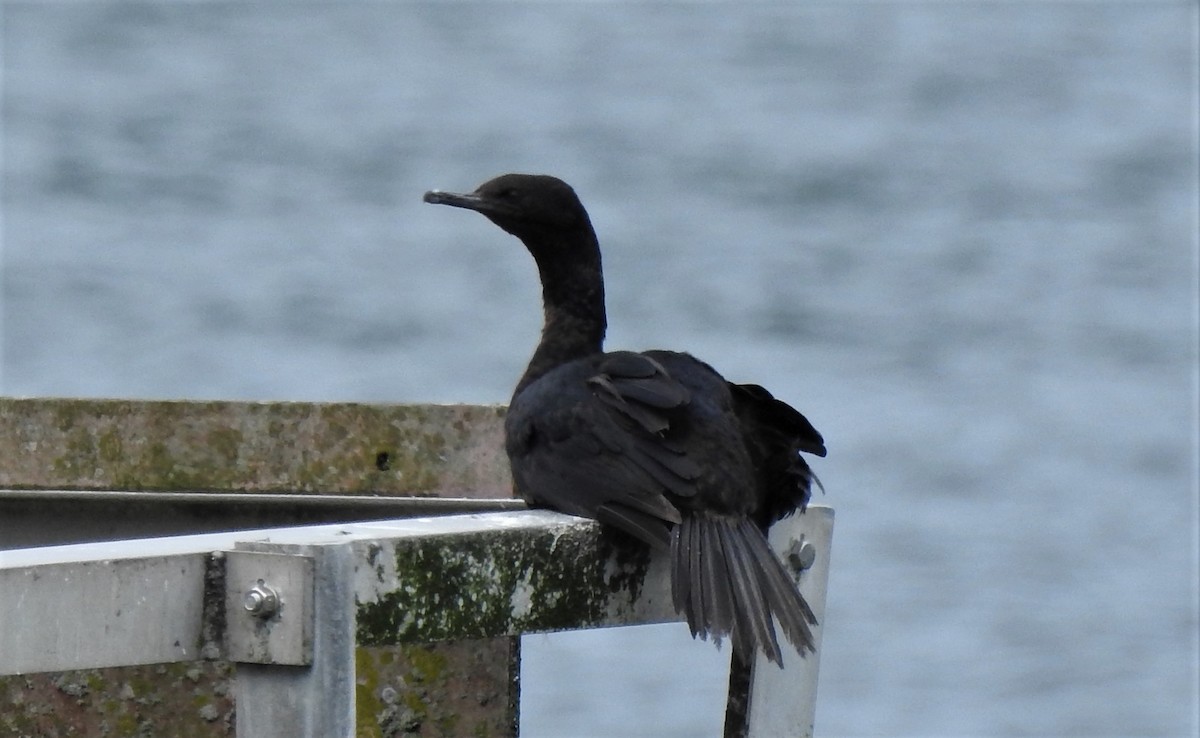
670, 515, 817, 666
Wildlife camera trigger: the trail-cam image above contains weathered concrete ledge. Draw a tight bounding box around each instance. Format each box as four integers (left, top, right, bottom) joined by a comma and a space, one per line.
0, 397, 510, 496
0, 396, 519, 737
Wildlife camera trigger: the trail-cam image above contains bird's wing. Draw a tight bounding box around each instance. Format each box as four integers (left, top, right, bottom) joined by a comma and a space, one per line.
506, 352, 704, 549
729, 382, 825, 524
730, 382, 826, 457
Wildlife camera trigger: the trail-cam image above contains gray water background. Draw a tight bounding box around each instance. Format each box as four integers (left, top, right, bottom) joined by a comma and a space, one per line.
3, 3, 1198, 736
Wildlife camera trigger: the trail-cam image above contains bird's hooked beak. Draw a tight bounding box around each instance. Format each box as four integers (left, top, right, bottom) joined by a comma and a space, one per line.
423, 189, 495, 214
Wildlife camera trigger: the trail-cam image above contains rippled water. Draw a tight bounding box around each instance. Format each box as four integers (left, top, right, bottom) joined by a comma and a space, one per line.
3, 3, 1197, 736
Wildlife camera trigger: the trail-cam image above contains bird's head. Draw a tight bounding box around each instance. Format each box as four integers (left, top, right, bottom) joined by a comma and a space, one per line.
424, 173, 593, 247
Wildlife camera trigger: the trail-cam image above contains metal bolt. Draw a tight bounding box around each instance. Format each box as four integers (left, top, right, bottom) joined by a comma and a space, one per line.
243, 581, 280, 619
787, 539, 816, 573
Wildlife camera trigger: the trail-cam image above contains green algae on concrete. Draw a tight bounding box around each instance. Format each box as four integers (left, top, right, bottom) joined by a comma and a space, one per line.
356, 521, 658, 646
355, 641, 517, 738
0, 398, 510, 496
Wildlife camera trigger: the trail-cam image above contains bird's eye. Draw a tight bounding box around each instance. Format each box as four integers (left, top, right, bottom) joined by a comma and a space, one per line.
500, 188, 519, 199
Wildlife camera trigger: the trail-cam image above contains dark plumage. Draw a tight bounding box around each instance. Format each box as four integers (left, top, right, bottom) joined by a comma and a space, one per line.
424, 173, 826, 665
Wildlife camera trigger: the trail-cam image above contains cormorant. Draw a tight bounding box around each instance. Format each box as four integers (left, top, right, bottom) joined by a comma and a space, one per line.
424, 173, 826, 665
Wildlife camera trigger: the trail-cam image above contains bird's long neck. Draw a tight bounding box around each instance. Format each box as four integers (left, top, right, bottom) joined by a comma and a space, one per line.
514, 229, 607, 397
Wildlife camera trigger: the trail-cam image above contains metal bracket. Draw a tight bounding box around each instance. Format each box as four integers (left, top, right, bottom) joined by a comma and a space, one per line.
224, 550, 314, 665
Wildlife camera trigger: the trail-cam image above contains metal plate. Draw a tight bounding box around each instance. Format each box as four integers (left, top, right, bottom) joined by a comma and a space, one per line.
224, 550, 314, 665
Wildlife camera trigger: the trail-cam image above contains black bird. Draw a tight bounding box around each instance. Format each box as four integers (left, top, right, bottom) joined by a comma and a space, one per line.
424, 174, 826, 665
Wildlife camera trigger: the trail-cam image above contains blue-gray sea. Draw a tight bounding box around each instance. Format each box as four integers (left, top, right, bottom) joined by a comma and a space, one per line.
3, 3, 1197, 736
